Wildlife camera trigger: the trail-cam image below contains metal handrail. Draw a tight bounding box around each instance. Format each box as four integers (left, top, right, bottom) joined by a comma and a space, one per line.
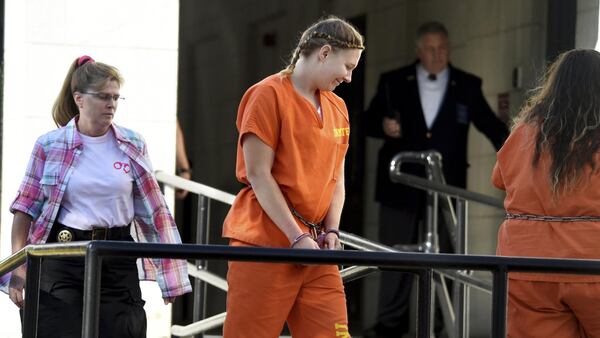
171, 312, 227, 337
74, 242, 600, 338
5, 240, 600, 337
186, 262, 229, 291
0, 241, 89, 276
389, 150, 503, 338
390, 152, 504, 209
155, 170, 495, 337
155, 170, 236, 205
6, 240, 599, 338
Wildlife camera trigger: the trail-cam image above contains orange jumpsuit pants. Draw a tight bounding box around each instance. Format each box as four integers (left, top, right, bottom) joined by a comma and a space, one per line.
223, 241, 350, 338
508, 279, 600, 338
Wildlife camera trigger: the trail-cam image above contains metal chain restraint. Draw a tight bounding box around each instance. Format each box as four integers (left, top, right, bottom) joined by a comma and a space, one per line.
289, 206, 322, 239
246, 183, 323, 239
506, 213, 600, 222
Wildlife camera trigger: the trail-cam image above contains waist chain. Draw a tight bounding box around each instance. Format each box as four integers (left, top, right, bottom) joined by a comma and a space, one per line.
245, 184, 324, 239
506, 213, 600, 222
289, 206, 323, 239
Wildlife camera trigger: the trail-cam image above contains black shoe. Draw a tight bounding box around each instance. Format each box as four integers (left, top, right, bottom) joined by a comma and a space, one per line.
363, 323, 405, 338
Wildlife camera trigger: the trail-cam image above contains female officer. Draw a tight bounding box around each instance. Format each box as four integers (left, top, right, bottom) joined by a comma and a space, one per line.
7, 56, 191, 338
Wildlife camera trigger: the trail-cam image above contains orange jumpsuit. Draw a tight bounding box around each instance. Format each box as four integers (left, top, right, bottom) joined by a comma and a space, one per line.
493, 122, 600, 338
222, 74, 351, 338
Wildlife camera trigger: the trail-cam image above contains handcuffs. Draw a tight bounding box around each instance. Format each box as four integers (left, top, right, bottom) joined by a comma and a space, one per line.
289, 206, 340, 248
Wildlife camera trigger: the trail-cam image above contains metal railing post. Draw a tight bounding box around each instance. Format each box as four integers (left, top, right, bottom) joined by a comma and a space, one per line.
23, 255, 41, 338
454, 199, 470, 338
491, 267, 508, 338
82, 245, 103, 338
193, 195, 209, 337
417, 269, 433, 338
428, 152, 458, 246
424, 191, 439, 254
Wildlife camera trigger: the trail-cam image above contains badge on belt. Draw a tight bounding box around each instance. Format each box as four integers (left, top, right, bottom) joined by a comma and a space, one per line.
57, 228, 74, 243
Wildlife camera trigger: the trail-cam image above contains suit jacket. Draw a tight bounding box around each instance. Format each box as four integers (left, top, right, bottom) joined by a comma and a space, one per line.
365, 62, 509, 207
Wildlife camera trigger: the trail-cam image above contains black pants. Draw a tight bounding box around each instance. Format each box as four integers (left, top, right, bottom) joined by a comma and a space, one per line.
375, 204, 452, 333
33, 235, 147, 338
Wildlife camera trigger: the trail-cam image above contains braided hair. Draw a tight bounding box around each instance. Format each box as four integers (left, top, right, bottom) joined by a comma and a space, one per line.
280, 16, 364, 76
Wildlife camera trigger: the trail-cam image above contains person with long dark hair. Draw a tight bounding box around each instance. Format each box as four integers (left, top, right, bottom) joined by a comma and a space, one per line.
494, 49, 600, 337
6, 56, 191, 338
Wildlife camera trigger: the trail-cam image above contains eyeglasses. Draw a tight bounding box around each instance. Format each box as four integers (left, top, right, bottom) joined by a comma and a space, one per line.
80, 92, 125, 102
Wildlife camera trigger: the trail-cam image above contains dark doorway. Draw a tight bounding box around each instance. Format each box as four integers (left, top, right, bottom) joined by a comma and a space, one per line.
0, 0, 4, 215
333, 14, 366, 333
546, 0, 576, 61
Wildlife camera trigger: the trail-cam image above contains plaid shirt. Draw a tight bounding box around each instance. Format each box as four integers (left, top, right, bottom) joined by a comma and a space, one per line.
5, 118, 191, 297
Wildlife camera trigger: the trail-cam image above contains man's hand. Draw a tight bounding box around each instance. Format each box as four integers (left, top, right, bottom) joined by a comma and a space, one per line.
383, 117, 401, 138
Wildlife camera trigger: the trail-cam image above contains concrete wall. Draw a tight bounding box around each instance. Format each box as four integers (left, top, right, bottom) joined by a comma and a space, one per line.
0, 1, 179, 337
577, 0, 599, 49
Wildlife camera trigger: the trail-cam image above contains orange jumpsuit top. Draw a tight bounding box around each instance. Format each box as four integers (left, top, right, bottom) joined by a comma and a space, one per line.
223, 74, 350, 248
493, 122, 600, 282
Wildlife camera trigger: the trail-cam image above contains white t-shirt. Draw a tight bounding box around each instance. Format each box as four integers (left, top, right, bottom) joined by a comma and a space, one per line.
57, 129, 134, 230
417, 64, 449, 129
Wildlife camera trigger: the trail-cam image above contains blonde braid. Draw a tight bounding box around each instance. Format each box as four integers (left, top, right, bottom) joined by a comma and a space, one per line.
279, 16, 364, 76
280, 46, 302, 76
310, 31, 364, 49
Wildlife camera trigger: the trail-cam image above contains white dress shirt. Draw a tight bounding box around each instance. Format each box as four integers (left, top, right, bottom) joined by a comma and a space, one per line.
416, 64, 449, 129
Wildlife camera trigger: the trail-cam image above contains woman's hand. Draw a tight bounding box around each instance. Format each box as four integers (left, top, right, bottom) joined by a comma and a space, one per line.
292, 235, 320, 250
175, 170, 192, 200
9, 265, 27, 308
322, 232, 342, 250
291, 236, 320, 266
163, 296, 176, 305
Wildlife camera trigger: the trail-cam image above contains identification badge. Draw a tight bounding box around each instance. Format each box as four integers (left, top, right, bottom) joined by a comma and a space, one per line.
456, 104, 469, 124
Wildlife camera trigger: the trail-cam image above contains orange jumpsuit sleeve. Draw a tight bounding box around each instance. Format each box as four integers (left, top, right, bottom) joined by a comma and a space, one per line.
491, 158, 505, 191
238, 85, 280, 150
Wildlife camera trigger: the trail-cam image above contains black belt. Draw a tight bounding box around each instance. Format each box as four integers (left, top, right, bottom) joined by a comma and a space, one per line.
50, 223, 132, 243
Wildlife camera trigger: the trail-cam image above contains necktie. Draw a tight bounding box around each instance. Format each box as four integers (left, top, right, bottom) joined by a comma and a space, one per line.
428, 73, 437, 81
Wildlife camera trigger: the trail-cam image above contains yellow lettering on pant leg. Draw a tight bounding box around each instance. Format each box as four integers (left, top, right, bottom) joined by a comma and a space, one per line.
335, 323, 350, 337
335, 323, 348, 330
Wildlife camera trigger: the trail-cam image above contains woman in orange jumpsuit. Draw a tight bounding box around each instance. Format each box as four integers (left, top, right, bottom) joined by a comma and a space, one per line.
222, 16, 364, 338
493, 49, 600, 337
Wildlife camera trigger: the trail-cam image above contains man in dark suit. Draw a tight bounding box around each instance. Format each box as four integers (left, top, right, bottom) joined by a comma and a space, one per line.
364, 22, 509, 338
